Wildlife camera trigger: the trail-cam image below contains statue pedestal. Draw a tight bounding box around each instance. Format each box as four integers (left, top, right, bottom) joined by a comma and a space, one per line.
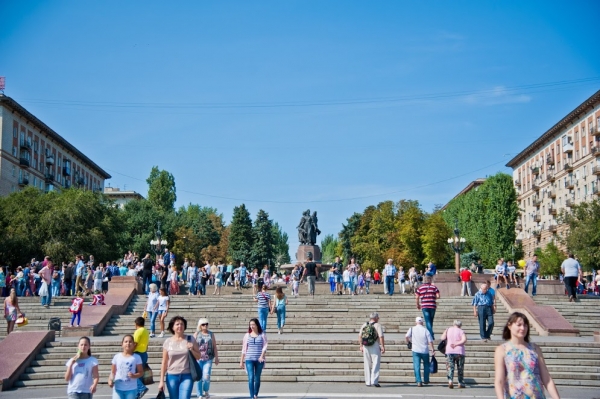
296, 245, 322, 263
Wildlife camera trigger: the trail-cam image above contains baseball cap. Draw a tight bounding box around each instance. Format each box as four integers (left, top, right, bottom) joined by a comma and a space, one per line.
415, 316, 424, 323
197, 318, 209, 327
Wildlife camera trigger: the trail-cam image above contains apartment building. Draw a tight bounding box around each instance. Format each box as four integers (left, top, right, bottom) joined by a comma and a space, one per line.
506, 89, 600, 255
0, 94, 110, 196
103, 187, 144, 209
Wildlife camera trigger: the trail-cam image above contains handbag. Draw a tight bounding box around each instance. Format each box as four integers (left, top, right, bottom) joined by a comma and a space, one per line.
39, 281, 48, 297
155, 391, 166, 399
187, 336, 202, 382
17, 315, 28, 327
142, 311, 148, 319
142, 364, 154, 385
437, 329, 448, 354
429, 355, 438, 374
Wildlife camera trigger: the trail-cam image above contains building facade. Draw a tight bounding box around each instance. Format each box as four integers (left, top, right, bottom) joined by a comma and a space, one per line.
506, 90, 600, 256
103, 187, 144, 208
0, 95, 110, 196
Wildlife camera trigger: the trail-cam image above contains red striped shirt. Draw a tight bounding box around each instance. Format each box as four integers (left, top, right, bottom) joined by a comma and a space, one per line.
416, 283, 439, 309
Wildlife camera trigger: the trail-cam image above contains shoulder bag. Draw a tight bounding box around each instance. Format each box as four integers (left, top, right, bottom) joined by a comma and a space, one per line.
186, 336, 202, 382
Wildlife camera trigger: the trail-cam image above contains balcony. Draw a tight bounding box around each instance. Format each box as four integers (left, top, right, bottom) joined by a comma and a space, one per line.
565, 180, 575, 190
19, 157, 30, 167
532, 182, 541, 191
547, 172, 555, 182
593, 186, 599, 196
532, 230, 541, 238
546, 154, 554, 165
548, 205, 557, 215
533, 214, 541, 222
593, 166, 600, 175
566, 199, 575, 207
564, 162, 573, 172
563, 142, 574, 153
46, 155, 55, 165
19, 139, 31, 151
591, 125, 600, 137
63, 166, 71, 176
18, 177, 29, 186
531, 166, 540, 175
592, 146, 600, 156
44, 173, 55, 183
548, 189, 556, 198
532, 197, 542, 207
516, 222, 523, 231
514, 179, 521, 187
547, 225, 557, 233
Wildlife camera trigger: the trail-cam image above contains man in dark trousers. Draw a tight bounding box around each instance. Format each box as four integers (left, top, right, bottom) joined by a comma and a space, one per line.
142, 254, 154, 294
302, 253, 319, 297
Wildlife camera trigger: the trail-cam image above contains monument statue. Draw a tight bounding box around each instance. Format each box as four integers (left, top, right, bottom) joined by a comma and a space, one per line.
297, 209, 320, 245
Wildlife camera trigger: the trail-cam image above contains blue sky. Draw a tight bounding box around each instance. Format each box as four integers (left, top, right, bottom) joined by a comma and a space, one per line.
1, 1, 599, 257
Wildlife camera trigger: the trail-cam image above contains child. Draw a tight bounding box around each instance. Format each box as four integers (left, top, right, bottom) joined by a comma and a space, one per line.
292, 271, 300, 297
108, 334, 143, 399
89, 290, 106, 306
169, 266, 179, 296
157, 288, 170, 338
329, 267, 336, 294
358, 272, 365, 295
65, 337, 99, 398
234, 270, 240, 291
69, 292, 85, 327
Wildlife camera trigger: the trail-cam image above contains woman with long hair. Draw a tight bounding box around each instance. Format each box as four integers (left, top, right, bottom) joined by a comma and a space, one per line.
65, 336, 99, 398
194, 318, 219, 399
158, 316, 201, 399
253, 284, 272, 332
146, 283, 160, 338
494, 312, 560, 399
108, 334, 143, 399
240, 318, 268, 399
271, 286, 288, 335
157, 288, 170, 338
4, 288, 22, 335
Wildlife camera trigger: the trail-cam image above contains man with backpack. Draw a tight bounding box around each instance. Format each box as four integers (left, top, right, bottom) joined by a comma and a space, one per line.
358, 312, 385, 387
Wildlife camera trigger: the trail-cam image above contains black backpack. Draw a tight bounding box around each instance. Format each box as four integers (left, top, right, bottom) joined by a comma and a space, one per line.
48, 317, 61, 332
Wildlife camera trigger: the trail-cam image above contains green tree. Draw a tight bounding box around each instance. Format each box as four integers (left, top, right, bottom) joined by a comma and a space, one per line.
443, 173, 519, 268
121, 198, 162, 257
272, 223, 291, 267
536, 241, 565, 276
422, 210, 453, 268
320, 234, 340, 264
228, 204, 254, 265
561, 200, 600, 271
251, 209, 274, 270
396, 200, 426, 267
175, 204, 220, 257
339, 212, 362, 262
146, 166, 177, 215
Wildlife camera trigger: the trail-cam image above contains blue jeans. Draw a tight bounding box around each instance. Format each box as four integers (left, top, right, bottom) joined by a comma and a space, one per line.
143, 273, 152, 295
365, 281, 370, 294
525, 273, 537, 296
135, 351, 148, 393
64, 280, 73, 296
385, 276, 395, 296
149, 311, 158, 334
41, 286, 52, 306
349, 276, 356, 293
113, 388, 137, 399
198, 283, 206, 295
422, 308, 436, 340
276, 305, 286, 329
165, 373, 193, 399
258, 307, 269, 331
412, 352, 430, 383
245, 360, 264, 398
477, 306, 494, 339
51, 281, 60, 297
189, 280, 197, 295
195, 359, 213, 395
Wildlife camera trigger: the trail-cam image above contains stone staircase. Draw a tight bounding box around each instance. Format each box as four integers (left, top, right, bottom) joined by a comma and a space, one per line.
16, 338, 600, 388
101, 293, 513, 337
0, 296, 77, 339
534, 295, 600, 336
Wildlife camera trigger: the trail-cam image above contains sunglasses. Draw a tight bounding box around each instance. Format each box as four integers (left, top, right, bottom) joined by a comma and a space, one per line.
201, 323, 208, 326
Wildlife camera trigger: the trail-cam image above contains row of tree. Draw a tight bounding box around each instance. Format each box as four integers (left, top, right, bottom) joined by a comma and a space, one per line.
324, 200, 453, 271
0, 167, 290, 269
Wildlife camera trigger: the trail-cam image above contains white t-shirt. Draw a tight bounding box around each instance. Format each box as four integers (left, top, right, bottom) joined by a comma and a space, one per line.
406, 325, 432, 355
343, 270, 350, 282
112, 353, 142, 391
66, 356, 98, 394
508, 266, 516, 274
495, 264, 505, 274
158, 295, 169, 311
561, 258, 581, 278
146, 292, 159, 312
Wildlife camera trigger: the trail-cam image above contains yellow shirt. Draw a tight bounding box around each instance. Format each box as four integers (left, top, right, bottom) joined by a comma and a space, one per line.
134, 327, 150, 353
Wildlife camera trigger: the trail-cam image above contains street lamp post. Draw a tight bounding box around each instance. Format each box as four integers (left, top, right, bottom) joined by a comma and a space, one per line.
150, 222, 168, 260
447, 220, 466, 274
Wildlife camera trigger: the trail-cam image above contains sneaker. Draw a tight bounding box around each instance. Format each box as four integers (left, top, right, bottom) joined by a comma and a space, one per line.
149, 333, 155, 338
448, 382, 454, 389
373, 383, 381, 387
159, 331, 164, 338
458, 384, 466, 388
417, 382, 423, 387
506, 284, 510, 289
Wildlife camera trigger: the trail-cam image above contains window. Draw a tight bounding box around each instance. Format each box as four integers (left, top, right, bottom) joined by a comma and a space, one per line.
583, 165, 587, 177
12, 146, 17, 157
575, 131, 579, 141
13, 126, 17, 138
583, 146, 587, 156
585, 185, 588, 197
39, 181, 43, 190
582, 124, 586, 136
33, 177, 37, 187
33, 141, 38, 153
11, 166, 15, 177
577, 188, 581, 199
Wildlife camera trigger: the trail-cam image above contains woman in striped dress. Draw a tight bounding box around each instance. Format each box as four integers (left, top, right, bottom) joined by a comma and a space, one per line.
240, 318, 267, 399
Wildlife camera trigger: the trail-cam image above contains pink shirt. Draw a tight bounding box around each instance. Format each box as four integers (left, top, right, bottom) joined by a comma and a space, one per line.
444, 326, 466, 355
39, 266, 52, 284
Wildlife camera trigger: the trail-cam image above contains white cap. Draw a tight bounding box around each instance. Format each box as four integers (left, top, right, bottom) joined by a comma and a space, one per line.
415, 316, 424, 323
197, 318, 209, 328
